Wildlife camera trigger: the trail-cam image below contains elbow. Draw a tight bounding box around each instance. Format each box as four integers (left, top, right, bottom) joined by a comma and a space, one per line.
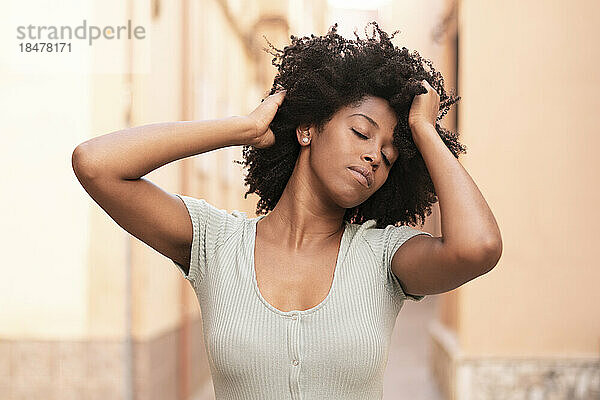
479, 246, 502, 275
455, 238, 503, 276
485, 232, 502, 261
477, 238, 503, 274
71, 145, 83, 172
72, 144, 100, 182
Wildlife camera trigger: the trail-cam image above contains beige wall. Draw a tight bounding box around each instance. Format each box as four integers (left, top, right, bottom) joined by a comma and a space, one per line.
127, 0, 186, 342
0, 2, 95, 340
86, 1, 132, 340
457, 0, 600, 357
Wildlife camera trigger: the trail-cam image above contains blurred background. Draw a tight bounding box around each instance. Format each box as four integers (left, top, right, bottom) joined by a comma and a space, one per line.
1, 0, 599, 399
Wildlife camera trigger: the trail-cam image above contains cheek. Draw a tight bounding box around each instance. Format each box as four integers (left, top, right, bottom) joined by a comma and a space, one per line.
306, 151, 342, 193
375, 170, 391, 189
309, 140, 345, 173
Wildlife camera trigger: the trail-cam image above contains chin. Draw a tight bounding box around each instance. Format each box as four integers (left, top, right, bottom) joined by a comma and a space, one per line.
320, 169, 372, 208
331, 186, 370, 209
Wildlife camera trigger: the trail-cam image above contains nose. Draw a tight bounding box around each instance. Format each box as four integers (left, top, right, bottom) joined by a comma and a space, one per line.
361, 152, 380, 170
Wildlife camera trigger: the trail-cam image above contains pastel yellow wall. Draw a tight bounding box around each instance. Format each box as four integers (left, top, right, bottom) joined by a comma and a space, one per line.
0, 2, 94, 340
126, 0, 186, 342
86, 1, 131, 340
458, 0, 600, 357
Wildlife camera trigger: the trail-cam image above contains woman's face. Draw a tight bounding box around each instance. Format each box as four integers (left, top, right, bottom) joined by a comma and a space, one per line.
300, 95, 399, 209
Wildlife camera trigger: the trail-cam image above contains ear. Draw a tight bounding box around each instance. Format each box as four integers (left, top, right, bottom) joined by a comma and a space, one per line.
296, 124, 312, 145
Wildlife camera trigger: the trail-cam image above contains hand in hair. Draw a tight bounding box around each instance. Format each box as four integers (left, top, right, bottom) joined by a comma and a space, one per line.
247, 90, 287, 149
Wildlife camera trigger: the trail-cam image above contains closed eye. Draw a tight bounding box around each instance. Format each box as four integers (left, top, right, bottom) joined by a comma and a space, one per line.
351, 128, 391, 166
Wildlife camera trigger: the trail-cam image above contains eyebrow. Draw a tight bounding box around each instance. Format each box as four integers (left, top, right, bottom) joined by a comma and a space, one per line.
349, 113, 379, 129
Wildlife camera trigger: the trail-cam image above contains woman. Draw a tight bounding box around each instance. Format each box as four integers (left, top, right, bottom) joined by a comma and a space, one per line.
72, 22, 502, 400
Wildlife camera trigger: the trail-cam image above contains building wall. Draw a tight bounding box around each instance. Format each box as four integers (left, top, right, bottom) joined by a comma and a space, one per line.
0, 0, 95, 342
431, 1, 600, 398
458, 0, 600, 359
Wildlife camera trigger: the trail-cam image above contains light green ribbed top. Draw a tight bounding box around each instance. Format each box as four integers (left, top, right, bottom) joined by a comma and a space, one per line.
172, 194, 432, 400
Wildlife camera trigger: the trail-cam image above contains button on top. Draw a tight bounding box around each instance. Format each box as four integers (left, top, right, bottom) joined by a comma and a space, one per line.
292, 359, 299, 366
292, 315, 298, 320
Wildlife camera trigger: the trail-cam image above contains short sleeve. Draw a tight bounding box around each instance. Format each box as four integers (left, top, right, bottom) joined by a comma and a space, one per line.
171, 194, 242, 288
382, 225, 433, 303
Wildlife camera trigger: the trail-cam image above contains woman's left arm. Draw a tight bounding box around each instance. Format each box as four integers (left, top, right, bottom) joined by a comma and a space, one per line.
391, 80, 502, 296
412, 122, 503, 263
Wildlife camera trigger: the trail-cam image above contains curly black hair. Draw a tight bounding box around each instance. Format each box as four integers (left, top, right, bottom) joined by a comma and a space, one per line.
234, 21, 466, 229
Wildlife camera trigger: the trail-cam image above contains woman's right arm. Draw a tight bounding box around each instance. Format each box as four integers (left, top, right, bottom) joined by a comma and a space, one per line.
71, 116, 257, 271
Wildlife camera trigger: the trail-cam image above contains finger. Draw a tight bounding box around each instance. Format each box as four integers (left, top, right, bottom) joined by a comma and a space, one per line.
274, 90, 287, 99
262, 90, 285, 104
271, 91, 287, 106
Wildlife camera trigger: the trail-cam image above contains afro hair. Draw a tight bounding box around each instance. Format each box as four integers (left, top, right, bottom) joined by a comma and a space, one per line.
234, 21, 466, 229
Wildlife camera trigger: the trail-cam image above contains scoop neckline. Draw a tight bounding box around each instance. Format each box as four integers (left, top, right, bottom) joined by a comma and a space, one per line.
250, 215, 350, 318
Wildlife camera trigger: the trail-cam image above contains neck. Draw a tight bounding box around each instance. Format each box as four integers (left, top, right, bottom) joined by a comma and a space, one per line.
258, 160, 346, 251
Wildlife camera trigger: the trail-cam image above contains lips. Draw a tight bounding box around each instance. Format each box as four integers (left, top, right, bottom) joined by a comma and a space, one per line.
348, 166, 373, 188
